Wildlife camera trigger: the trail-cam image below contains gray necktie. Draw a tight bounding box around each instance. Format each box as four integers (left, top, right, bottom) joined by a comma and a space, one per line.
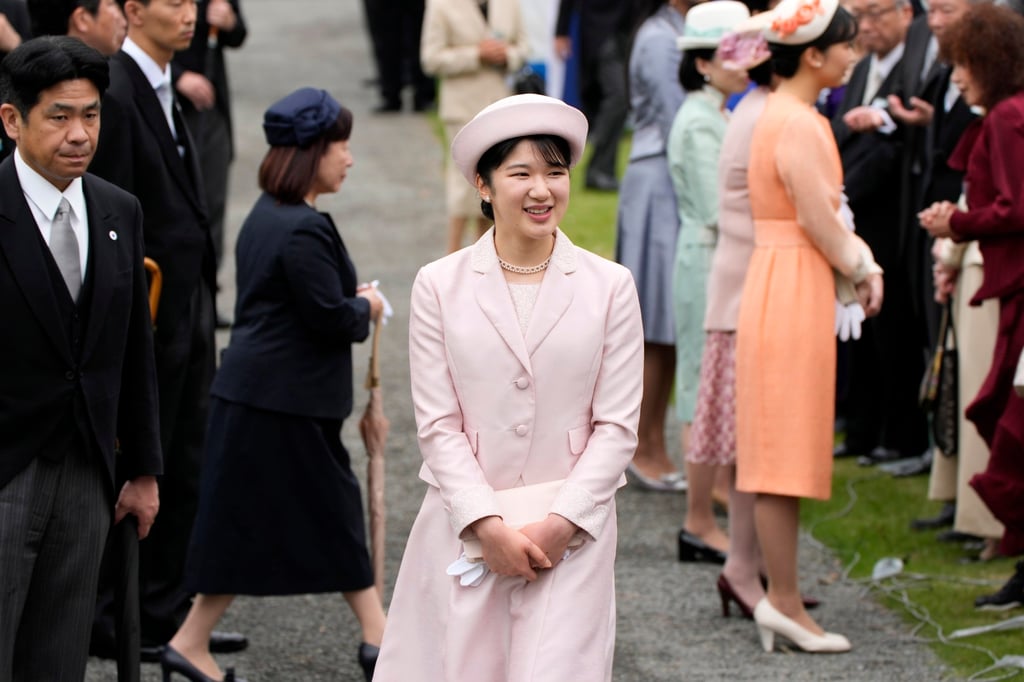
51, 198, 81, 301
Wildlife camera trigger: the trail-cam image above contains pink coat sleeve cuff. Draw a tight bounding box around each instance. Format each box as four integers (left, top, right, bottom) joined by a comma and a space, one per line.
449, 484, 501, 538
550, 481, 610, 541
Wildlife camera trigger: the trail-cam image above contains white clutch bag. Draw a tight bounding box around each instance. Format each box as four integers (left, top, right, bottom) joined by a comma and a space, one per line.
462, 478, 585, 561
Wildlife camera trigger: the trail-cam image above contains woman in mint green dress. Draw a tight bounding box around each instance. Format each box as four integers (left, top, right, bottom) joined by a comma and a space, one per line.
667, 1, 752, 559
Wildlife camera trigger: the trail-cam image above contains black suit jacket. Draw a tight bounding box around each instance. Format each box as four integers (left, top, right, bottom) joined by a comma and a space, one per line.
0, 0, 31, 163
171, 0, 247, 155
832, 53, 907, 268
0, 158, 162, 490
211, 194, 371, 421
556, 0, 633, 56
89, 50, 213, 339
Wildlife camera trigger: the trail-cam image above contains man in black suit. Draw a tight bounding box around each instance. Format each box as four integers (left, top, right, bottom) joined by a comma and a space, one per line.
172, 0, 245, 308
87, 0, 239, 657
0, 0, 31, 161
0, 35, 160, 679
27, 0, 127, 56
555, 0, 631, 191
887, 0, 979, 344
831, 0, 929, 461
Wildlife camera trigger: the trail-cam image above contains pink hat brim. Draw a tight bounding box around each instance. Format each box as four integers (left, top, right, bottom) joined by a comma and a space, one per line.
450, 94, 589, 185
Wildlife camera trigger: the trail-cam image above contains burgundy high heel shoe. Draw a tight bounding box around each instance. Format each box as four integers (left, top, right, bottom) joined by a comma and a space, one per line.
716, 574, 755, 619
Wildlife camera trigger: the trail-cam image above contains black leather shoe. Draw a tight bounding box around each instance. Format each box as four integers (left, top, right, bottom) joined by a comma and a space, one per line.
358, 642, 379, 681
160, 645, 247, 682
677, 530, 727, 564
372, 99, 402, 114
936, 529, 983, 544
209, 631, 248, 654
975, 561, 1024, 611
910, 502, 955, 531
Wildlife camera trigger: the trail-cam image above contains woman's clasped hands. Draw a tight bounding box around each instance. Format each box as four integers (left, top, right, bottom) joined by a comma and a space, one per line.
470, 513, 578, 581
919, 200, 957, 239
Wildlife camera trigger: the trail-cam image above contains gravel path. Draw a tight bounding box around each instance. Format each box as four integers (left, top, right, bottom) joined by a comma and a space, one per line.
87, 1, 950, 679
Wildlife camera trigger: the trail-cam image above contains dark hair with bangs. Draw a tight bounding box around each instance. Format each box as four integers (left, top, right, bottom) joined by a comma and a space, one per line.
28, 0, 102, 38
768, 6, 858, 78
679, 48, 716, 92
0, 36, 108, 118
258, 108, 353, 205
943, 3, 1024, 111
475, 134, 572, 220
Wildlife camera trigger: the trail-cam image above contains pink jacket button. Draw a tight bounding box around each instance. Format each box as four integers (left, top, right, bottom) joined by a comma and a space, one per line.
514, 424, 528, 437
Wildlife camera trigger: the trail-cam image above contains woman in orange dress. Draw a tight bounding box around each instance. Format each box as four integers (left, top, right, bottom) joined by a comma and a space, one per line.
734, 0, 883, 653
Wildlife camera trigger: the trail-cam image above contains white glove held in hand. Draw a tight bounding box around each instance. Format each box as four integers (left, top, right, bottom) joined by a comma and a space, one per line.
835, 300, 866, 341
446, 553, 489, 587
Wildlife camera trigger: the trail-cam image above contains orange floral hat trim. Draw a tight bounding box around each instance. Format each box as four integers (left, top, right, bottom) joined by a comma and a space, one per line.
770, 0, 825, 38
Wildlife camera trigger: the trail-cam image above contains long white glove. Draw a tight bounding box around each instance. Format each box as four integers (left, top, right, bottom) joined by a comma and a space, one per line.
446, 553, 489, 587
835, 299, 866, 341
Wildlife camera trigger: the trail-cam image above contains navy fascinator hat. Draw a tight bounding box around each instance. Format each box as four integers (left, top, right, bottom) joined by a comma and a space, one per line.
262, 87, 342, 148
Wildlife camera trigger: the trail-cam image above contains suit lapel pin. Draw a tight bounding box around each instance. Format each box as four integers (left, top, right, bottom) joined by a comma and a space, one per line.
109, 230, 118, 241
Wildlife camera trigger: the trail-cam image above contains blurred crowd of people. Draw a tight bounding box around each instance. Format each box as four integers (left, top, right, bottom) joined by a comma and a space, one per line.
3, 0, 1024, 679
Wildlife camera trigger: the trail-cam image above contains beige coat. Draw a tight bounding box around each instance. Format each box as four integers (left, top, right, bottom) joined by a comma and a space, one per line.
420, 0, 528, 124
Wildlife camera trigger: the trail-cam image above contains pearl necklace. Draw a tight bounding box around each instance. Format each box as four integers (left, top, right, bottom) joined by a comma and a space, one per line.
498, 254, 551, 275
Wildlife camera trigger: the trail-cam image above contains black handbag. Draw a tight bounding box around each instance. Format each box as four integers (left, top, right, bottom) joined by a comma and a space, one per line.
919, 301, 958, 455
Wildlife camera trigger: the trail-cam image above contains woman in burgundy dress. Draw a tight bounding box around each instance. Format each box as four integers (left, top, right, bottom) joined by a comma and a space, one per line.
919, 2, 1024, 608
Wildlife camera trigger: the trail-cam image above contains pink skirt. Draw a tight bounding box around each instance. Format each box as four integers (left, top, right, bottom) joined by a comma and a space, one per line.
687, 331, 737, 466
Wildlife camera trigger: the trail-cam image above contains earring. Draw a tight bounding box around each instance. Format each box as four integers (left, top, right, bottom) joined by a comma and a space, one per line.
482, 196, 491, 203
703, 73, 710, 83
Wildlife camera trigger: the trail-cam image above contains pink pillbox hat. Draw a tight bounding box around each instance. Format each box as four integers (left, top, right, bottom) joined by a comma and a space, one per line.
451, 94, 589, 185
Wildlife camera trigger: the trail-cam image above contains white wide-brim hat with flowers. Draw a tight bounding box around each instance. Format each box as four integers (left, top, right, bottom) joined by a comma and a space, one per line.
763, 0, 841, 44
677, 1, 752, 51
450, 94, 588, 185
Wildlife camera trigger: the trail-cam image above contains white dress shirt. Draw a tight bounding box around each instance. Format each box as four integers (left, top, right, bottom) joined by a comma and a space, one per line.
15, 149, 89, 279
121, 36, 180, 143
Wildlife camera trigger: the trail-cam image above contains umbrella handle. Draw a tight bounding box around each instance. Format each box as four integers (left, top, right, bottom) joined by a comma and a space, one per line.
143, 257, 162, 324
364, 319, 383, 390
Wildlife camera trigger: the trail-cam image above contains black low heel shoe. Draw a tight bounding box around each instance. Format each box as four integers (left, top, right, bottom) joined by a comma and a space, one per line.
358, 642, 380, 681
677, 530, 727, 565
160, 645, 246, 682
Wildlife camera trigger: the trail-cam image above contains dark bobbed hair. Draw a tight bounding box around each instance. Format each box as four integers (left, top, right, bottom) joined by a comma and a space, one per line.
748, 58, 774, 86
768, 6, 858, 78
257, 108, 353, 205
679, 48, 716, 92
475, 134, 572, 221
943, 3, 1024, 111
0, 35, 109, 118
27, 0, 101, 38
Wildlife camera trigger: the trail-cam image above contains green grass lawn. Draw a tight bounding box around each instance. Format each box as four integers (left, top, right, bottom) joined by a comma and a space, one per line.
803, 459, 1022, 679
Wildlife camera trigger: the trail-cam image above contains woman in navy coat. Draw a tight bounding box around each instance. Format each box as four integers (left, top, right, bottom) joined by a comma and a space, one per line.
160, 88, 385, 682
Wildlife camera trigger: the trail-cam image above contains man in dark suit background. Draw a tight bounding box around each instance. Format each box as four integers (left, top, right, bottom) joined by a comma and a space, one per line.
27, 0, 127, 56
554, 0, 631, 191
0, 35, 160, 679
0, 0, 31, 161
831, 0, 929, 462
86, 0, 240, 658
172, 0, 245, 318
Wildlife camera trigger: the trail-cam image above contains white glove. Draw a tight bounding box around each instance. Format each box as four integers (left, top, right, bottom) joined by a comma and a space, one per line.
446, 553, 489, 587
367, 280, 394, 325
835, 300, 866, 341
839, 191, 856, 232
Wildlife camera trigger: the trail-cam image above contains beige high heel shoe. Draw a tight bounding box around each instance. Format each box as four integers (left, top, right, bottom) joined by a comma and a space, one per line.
753, 598, 851, 653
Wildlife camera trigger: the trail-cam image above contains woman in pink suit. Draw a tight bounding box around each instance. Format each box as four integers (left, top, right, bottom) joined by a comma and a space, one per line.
373, 94, 643, 681
735, 0, 883, 653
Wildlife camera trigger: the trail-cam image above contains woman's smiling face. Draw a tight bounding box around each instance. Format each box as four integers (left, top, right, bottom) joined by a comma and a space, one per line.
477, 138, 571, 242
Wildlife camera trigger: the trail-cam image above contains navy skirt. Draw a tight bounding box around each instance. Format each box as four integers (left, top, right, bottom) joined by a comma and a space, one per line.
184, 397, 374, 595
